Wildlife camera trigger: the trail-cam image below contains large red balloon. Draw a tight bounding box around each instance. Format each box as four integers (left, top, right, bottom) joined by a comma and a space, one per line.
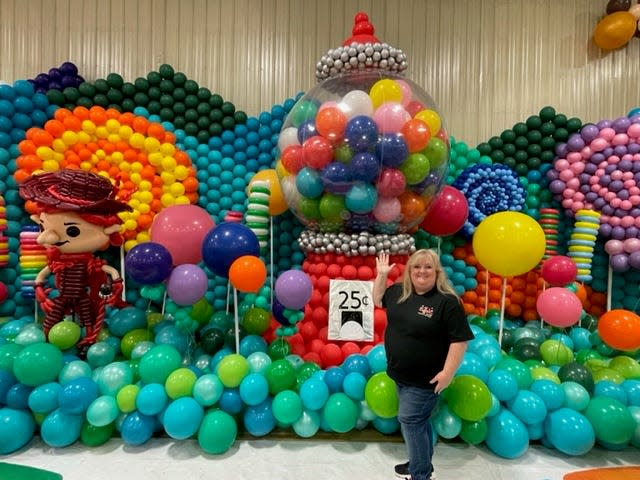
540, 255, 578, 286
420, 186, 468, 236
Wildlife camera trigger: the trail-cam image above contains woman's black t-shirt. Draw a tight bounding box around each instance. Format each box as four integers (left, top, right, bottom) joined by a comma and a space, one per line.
382, 283, 474, 389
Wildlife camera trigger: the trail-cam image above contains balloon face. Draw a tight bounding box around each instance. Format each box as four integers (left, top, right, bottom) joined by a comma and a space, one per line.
277, 71, 448, 234
472, 211, 545, 277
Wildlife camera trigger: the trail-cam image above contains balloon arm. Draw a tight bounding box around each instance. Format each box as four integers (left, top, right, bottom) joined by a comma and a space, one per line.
498, 276, 507, 347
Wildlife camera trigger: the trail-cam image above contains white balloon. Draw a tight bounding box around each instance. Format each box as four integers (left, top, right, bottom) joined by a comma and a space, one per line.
339, 89, 374, 119
277, 126, 300, 152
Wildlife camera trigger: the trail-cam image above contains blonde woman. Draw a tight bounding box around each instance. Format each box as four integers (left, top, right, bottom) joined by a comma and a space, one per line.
373, 249, 473, 480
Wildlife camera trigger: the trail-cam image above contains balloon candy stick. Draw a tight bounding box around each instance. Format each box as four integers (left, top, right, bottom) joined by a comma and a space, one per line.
538, 208, 560, 270
567, 209, 600, 284
244, 180, 271, 257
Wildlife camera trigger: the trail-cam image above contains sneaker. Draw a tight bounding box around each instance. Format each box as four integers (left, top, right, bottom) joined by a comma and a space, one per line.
394, 462, 437, 480
394, 462, 410, 479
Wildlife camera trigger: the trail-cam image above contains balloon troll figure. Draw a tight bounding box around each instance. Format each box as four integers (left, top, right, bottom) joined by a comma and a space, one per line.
19, 170, 132, 354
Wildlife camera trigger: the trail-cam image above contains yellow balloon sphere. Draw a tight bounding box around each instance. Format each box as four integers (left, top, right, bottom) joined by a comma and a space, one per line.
472, 211, 545, 277
248, 169, 288, 216
593, 11, 637, 50
414, 109, 441, 134
369, 79, 402, 109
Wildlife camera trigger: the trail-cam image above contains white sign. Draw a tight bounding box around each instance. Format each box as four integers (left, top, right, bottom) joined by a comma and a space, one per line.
327, 279, 374, 341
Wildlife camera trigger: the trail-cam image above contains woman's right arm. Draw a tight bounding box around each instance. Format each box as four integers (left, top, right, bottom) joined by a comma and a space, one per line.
373, 253, 394, 307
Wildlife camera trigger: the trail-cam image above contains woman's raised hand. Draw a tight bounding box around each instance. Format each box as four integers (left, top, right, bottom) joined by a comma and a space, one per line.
376, 252, 395, 276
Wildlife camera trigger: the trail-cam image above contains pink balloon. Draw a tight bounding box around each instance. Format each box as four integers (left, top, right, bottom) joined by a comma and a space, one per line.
540, 256, 577, 286
373, 197, 401, 223
150, 205, 215, 266
373, 103, 411, 134
536, 287, 582, 328
419, 186, 468, 236
605, 239, 624, 255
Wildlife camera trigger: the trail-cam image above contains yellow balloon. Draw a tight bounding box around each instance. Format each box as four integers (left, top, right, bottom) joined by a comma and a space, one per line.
248, 169, 288, 216
369, 79, 402, 109
593, 11, 637, 50
472, 211, 545, 277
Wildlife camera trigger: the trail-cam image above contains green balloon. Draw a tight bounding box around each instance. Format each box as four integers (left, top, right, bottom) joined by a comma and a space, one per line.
47, 321, 81, 350
290, 100, 318, 128
323, 392, 358, 433
296, 362, 321, 388
272, 390, 303, 425
558, 361, 595, 393
423, 137, 448, 168
242, 308, 271, 335
494, 357, 533, 390
80, 422, 114, 447
608, 356, 640, 379
200, 328, 226, 355
298, 197, 322, 221
138, 345, 182, 384
12, 342, 63, 386
584, 396, 635, 445
592, 367, 625, 384
399, 153, 430, 185
445, 375, 492, 422
0, 343, 23, 371
268, 339, 291, 360
319, 193, 346, 222
216, 354, 249, 388
165, 367, 198, 398
539, 339, 574, 366
120, 329, 153, 359
459, 419, 488, 445
264, 359, 296, 395
198, 409, 237, 454
364, 372, 399, 418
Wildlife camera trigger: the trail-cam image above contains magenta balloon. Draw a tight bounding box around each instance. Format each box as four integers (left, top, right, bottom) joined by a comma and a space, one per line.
150, 205, 215, 266
540, 256, 577, 286
274, 270, 313, 309
419, 186, 468, 236
166, 264, 208, 306
536, 287, 582, 328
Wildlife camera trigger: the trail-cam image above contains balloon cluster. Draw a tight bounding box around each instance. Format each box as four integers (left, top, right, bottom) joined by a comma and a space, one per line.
593, 1, 640, 51
28, 61, 85, 94
297, 230, 415, 256
452, 163, 526, 238
277, 73, 449, 234
45, 64, 247, 144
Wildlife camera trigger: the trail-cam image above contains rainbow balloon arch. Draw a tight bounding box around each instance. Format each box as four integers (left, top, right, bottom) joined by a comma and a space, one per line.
0, 14, 640, 459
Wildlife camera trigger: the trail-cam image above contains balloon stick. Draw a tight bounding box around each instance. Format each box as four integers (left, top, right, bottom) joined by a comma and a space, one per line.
120, 245, 126, 302
498, 276, 507, 346
484, 270, 489, 316
233, 287, 240, 353
270, 216, 274, 306
436, 236, 441, 256
607, 264, 613, 312
226, 282, 231, 314
161, 288, 167, 316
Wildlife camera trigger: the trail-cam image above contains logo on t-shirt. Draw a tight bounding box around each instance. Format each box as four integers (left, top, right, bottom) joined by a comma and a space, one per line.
418, 305, 434, 318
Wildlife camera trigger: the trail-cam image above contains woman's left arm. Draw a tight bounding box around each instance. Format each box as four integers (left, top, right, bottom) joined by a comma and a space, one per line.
429, 340, 468, 394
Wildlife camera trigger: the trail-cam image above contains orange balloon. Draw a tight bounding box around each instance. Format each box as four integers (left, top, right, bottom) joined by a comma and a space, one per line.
401, 118, 431, 153
593, 11, 637, 50
229, 255, 267, 293
398, 191, 427, 227
598, 309, 640, 351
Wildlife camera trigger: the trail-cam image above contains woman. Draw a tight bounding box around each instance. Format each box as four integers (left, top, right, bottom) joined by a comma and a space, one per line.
373, 249, 474, 480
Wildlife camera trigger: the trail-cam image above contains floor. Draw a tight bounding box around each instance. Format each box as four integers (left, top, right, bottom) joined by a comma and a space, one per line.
3, 436, 638, 480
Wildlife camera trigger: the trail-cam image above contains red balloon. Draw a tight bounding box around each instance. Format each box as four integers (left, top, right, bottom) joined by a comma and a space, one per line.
540, 256, 578, 286
420, 186, 468, 236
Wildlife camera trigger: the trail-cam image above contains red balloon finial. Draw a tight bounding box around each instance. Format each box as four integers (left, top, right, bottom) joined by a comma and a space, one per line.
343, 11, 379, 46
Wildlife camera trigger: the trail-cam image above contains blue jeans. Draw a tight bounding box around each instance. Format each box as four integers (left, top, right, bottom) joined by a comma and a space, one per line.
396, 382, 439, 480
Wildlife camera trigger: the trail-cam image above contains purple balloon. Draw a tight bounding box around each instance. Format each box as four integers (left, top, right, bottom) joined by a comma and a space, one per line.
602, 147, 614, 157
580, 124, 600, 143
600, 204, 613, 215
48, 68, 62, 81
613, 145, 628, 157
546, 169, 559, 181
599, 223, 612, 237
61, 76, 77, 88
271, 297, 291, 326
628, 143, 640, 154
611, 226, 626, 239
610, 253, 630, 272
555, 143, 569, 157
297, 120, 318, 144
566, 134, 585, 152
585, 192, 598, 203
59, 62, 78, 76
599, 175, 611, 186
549, 180, 566, 194
612, 117, 631, 133
604, 164, 616, 174
125, 241, 173, 285
630, 208, 640, 217
166, 264, 208, 306
590, 153, 605, 165
609, 180, 623, 192
618, 189, 629, 200
274, 269, 313, 310
618, 159, 633, 171
628, 251, 640, 270
584, 163, 597, 174
626, 226, 640, 238
597, 120, 612, 129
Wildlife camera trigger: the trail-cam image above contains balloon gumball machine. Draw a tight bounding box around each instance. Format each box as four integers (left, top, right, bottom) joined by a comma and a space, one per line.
276, 12, 451, 367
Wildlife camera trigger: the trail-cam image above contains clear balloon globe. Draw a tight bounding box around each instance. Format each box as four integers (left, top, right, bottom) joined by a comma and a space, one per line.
276, 71, 449, 234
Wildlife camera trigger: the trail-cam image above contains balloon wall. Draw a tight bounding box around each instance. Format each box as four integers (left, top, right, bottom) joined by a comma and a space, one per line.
1, 10, 640, 461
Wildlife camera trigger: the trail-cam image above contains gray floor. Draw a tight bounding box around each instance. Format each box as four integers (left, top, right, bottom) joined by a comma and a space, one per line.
4, 437, 639, 480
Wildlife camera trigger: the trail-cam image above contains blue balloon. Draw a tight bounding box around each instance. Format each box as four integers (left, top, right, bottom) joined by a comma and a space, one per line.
0, 370, 17, 404
342, 354, 371, 378
163, 397, 204, 440
350, 152, 380, 183
0, 407, 36, 454
375, 133, 408, 167
201, 223, 260, 277
40, 408, 83, 447
58, 376, 98, 414
28, 382, 62, 414
321, 162, 352, 194
120, 411, 156, 446
243, 398, 275, 436
136, 383, 168, 416
219, 388, 244, 415
323, 367, 345, 393
485, 408, 529, 459
544, 407, 595, 455
124, 241, 173, 285
5, 383, 33, 409
345, 115, 378, 152
297, 120, 317, 144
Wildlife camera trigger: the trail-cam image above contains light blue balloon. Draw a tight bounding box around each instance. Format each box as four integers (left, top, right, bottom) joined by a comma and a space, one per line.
28, 382, 62, 414
193, 374, 224, 406
623, 380, 640, 407
487, 369, 518, 402
163, 397, 204, 440
433, 404, 462, 439
342, 372, 366, 401
96, 361, 133, 396
561, 381, 590, 411
86, 395, 119, 427
530, 379, 565, 411
365, 344, 387, 373
544, 407, 595, 455
40, 408, 84, 447
373, 416, 400, 434
292, 409, 321, 438
120, 411, 155, 446
507, 390, 548, 425
0, 407, 35, 454
58, 376, 99, 414
136, 383, 168, 416
485, 408, 529, 459
239, 372, 269, 406
299, 377, 329, 410
456, 351, 489, 382
594, 380, 628, 405
246, 351, 272, 374
86, 341, 117, 368
58, 360, 93, 384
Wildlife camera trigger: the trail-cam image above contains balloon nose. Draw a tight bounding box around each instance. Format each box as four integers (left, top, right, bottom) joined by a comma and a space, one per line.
37, 229, 61, 246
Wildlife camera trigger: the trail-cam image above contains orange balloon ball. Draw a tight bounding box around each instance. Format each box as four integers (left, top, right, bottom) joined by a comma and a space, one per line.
398, 191, 427, 227
401, 118, 431, 153
598, 309, 640, 351
593, 11, 637, 50
315, 106, 347, 143
229, 255, 267, 293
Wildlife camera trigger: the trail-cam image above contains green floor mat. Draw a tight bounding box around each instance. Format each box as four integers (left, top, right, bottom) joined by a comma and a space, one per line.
0, 462, 62, 480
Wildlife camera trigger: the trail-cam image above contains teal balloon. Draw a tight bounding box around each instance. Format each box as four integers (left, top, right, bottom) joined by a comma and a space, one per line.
27, 382, 62, 414
544, 407, 595, 455
485, 408, 529, 459
433, 404, 462, 439
193, 373, 224, 406
138, 345, 182, 384
86, 341, 117, 368
272, 389, 303, 425
40, 408, 84, 447
86, 395, 119, 427
583, 396, 635, 446
0, 407, 35, 454
322, 393, 358, 433
198, 409, 237, 454
292, 409, 321, 438
12, 342, 63, 386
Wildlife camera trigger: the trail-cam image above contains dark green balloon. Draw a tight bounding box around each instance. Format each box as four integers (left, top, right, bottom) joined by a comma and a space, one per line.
557, 361, 594, 393
106, 73, 123, 89
200, 328, 226, 355
81, 422, 114, 447
158, 64, 175, 79
265, 359, 296, 395
268, 339, 291, 360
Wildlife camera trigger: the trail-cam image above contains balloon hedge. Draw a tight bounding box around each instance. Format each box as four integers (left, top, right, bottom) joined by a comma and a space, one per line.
1, 10, 640, 462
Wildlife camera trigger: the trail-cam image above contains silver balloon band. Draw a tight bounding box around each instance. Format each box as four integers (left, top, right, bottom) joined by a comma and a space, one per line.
315, 42, 408, 81
297, 229, 415, 256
